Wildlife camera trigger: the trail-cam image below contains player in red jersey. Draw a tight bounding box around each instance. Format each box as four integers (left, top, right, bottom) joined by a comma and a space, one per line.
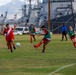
0, 23, 16, 52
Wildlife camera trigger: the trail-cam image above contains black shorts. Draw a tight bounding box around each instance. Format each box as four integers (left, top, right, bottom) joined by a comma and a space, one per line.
62, 31, 67, 35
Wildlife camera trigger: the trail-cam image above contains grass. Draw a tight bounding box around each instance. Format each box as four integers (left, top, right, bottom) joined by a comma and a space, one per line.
0, 34, 76, 75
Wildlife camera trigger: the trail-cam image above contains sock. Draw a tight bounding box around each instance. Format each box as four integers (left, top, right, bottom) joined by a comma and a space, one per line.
42, 45, 46, 52
7, 43, 10, 49
13, 44, 16, 49
30, 35, 32, 43
33, 36, 36, 41
66, 37, 67, 41
34, 37, 36, 41
36, 42, 42, 48
9, 44, 13, 52
73, 42, 76, 47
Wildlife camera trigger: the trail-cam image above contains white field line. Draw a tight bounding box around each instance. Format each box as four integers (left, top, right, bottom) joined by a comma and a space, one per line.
48, 63, 76, 75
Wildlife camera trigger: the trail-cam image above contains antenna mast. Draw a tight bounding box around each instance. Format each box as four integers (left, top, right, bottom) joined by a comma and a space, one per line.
48, 0, 51, 30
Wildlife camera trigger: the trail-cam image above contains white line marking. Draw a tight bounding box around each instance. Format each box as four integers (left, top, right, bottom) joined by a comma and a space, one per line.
48, 63, 76, 75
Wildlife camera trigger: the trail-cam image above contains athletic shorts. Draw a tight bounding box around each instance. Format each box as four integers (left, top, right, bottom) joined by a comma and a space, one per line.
30, 34, 35, 36
71, 35, 75, 40
42, 38, 50, 45
6, 36, 14, 42
62, 31, 67, 35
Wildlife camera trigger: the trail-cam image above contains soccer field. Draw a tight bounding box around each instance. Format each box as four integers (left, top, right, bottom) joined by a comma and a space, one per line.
0, 34, 76, 75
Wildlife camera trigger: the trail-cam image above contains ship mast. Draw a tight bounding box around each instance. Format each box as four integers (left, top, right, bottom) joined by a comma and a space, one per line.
48, 0, 51, 30
28, 0, 32, 20
22, 0, 27, 17
70, 0, 75, 27
2, 11, 8, 24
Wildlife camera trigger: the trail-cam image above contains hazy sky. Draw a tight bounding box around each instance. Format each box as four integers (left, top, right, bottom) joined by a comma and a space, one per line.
0, 0, 43, 6
0, 0, 11, 6
0, 0, 75, 19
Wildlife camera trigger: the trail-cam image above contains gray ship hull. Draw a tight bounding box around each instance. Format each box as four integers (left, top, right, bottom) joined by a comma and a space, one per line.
45, 13, 76, 33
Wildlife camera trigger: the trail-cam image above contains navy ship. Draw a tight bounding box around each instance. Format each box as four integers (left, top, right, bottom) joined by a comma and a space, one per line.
6, 0, 76, 33
31, 0, 76, 33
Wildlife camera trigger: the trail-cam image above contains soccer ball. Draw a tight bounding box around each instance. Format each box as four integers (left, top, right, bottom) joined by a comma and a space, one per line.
16, 42, 20, 47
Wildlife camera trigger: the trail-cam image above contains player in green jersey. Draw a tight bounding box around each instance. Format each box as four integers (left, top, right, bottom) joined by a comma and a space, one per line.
29, 24, 36, 43
34, 26, 51, 53
69, 26, 76, 47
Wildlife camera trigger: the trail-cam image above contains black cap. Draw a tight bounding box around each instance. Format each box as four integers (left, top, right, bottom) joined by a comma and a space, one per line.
6, 23, 9, 27
41, 26, 45, 28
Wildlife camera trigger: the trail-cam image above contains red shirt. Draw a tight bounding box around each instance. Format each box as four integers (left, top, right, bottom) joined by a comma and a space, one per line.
4, 28, 14, 41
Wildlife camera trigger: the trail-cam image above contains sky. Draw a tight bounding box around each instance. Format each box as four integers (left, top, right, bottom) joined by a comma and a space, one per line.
0, 0, 43, 6
0, 0, 11, 6
0, 0, 43, 19
0, 0, 75, 6
0, 0, 76, 19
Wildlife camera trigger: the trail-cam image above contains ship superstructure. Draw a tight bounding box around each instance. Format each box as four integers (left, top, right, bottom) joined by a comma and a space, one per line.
6, 0, 76, 33
37, 0, 75, 25
30, 0, 76, 33
0, 11, 7, 25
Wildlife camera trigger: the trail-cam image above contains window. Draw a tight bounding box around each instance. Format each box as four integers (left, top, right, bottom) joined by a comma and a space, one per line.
16, 28, 23, 31
25, 28, 29, 31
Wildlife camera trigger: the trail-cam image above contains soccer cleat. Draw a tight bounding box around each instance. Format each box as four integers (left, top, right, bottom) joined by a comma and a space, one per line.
11, 50, 13, 52
34, 39, 36, 41
33, 45, 37, 49
13, 46, 16, 50
42, 51, 45, 53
